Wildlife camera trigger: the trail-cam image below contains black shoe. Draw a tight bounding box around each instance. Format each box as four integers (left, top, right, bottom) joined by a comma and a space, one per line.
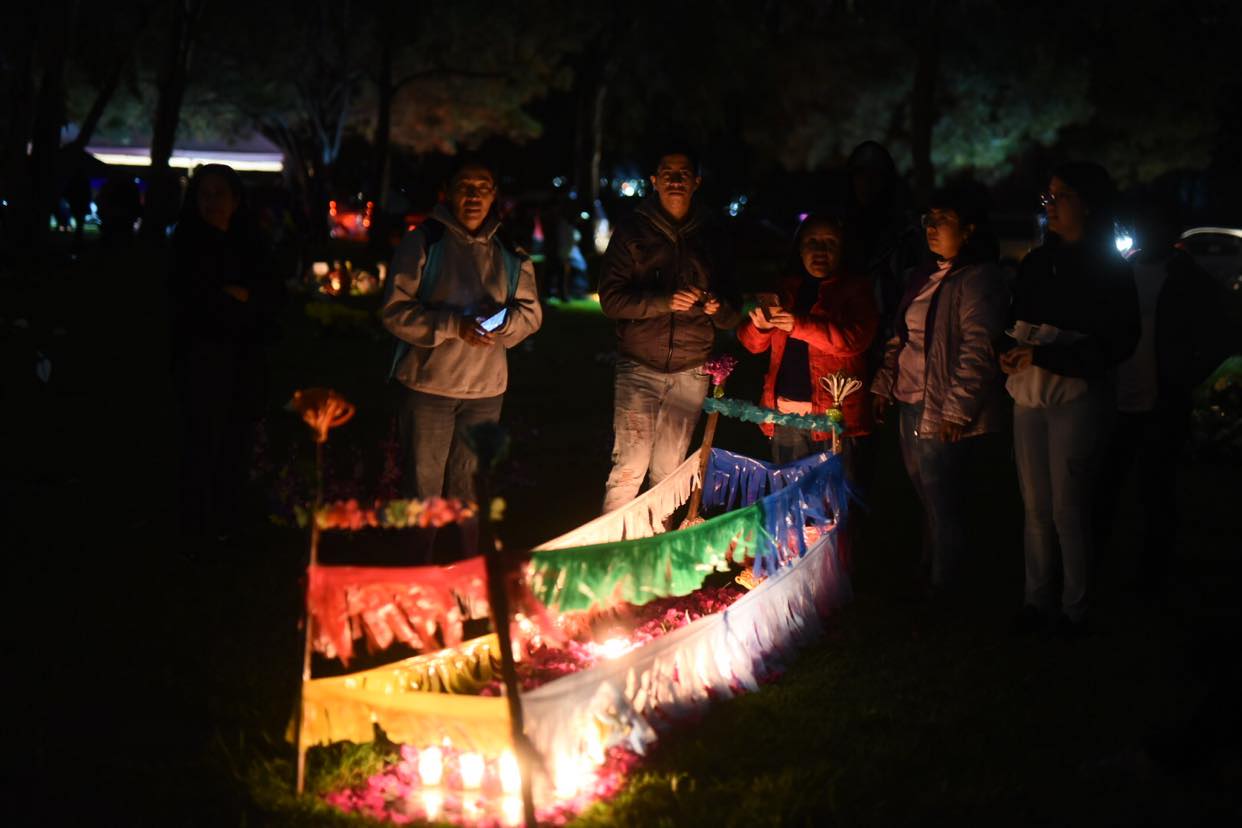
1009, 605, 1046, 637
1052, 613, 1089, 641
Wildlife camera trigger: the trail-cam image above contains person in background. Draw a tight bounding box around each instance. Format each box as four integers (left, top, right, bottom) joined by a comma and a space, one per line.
1002, 162, 1139, 638
170, 163, 282, 543
870, 186, 1008, 597
598, 144, 740, 513
383, 157, 542, 510
737, 214, 878, 469
1093, 196, 1238, 599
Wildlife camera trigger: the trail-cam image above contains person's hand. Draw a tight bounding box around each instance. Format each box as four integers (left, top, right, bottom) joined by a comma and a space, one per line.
1000, 345, 1034, 375
669, 287, 703, 312
872, 394, 889, 424
702, 293, 720, 316
458, 316, 496, 347
222, 284, 250, 303
768, 307, 795, 332
748, 306, 774, 331
940, 421, 966, 442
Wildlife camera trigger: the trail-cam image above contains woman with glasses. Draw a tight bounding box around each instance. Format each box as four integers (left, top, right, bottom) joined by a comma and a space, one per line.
870, 187, 1008, 598
1002, 162, 1139, 638
738, 214, 878, 469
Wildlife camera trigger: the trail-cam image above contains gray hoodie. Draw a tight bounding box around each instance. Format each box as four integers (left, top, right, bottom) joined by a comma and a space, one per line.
383, 203, 542, 399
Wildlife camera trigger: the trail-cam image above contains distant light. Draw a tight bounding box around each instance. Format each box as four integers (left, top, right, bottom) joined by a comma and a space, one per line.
798, 212, 809, 223
88, 150, 283, 173
1115, 234, 1134, 254
552, 176, 565, 188
568, 189, 578, 200
728, 201, 741, 217
619, 181, 637, 197
580, 211, 590, 221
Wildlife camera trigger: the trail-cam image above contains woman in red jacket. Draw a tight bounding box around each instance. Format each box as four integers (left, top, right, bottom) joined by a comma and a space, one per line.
737, 214, 879, 469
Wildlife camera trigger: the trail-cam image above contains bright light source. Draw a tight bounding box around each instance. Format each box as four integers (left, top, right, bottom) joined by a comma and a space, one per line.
580, 211, 590, 221
418, 746, 443, 786
619, 181, 636, 197
88, 150, 283, 172
594, 217, 612, 255
552, 176, 566, 188
553, 753, 594, 798
459, 752, 484, 789
499, 750, 521, 794
595, 637, 633, 660
501, 795, 523, 826
419, 789, 443, 820
1115, 234, 1134, 254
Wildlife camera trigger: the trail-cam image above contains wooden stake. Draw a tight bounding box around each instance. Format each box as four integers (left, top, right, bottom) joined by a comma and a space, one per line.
475, 444, 538, 828
683, 382, 725, 526
294, 440, 324, 795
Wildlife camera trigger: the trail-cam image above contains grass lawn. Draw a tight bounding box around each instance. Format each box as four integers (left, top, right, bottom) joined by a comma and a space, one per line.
5, 244, 1240, 826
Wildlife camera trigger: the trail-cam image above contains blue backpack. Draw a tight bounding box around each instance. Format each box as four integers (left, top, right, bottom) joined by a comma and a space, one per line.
388, 219, 524, 379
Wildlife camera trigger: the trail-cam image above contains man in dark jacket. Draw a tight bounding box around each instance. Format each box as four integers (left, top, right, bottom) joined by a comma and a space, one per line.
599, 147, 740, 512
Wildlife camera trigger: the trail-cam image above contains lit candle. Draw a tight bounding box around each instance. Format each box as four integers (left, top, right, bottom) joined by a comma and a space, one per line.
459, 752, 484, 790
501, 795, 523, 826
499, 749, 521, 794
419, 789, 443, 821
418, 746, 443, 787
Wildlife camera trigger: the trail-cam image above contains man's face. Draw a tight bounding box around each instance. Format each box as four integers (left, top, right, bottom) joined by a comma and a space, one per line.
650, 154, 700, 219
449, 166, 496, 232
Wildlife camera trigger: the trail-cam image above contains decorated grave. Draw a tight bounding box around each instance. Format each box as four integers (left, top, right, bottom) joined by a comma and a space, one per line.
287, 365, 861, 825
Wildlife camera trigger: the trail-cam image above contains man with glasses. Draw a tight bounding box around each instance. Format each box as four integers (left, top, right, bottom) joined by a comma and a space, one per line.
598, 146, 740, 513
383, 158, 542, 522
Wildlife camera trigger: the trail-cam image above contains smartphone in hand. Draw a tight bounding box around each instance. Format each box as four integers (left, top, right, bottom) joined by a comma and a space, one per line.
478, 307, 508, 332
754, 292, 780, 322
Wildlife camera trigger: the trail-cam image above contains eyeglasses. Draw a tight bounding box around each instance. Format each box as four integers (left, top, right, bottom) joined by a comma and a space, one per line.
1039, 190, 1077, 209
921, 213, 959, 229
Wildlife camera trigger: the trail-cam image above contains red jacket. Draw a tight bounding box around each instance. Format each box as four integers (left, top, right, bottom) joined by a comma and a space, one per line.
737, 272, 879, 438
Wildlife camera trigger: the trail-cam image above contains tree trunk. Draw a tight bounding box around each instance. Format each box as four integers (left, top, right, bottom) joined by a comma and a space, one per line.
0, 26, 37, 245
370, 4, 395, 209
909, 0, 943, 204
145, 0, 205, 237
26, 1, 73, 248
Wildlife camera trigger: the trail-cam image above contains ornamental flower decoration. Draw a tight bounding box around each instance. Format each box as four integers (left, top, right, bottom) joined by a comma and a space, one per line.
288, 387, 355, 443
704, 354, 739, 397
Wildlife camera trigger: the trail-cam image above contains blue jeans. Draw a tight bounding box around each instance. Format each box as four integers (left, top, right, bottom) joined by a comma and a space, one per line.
898, 402, 969, 588
603, 359, 708, 513
1013, 389, 1108, 621
398, 388, 503, 502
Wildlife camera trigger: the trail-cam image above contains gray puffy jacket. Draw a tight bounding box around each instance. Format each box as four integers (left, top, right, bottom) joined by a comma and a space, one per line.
871, 261, 1009, 437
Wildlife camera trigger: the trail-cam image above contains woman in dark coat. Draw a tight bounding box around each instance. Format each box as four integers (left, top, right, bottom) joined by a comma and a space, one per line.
1002, 162, 1139, 637
170, 164, 281, 541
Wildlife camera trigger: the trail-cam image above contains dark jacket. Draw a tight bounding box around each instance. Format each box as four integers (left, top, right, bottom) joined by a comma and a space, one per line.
872, 261, 1010, 437
169, 216, 281, 352
599, 199, 741, 372
738, 271, 878, 438
1005, 241, 1140, 380
1154, 249, 1238, 406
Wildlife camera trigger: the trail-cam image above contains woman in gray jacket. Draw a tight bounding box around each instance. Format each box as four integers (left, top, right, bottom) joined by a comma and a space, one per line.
870, 187, 1009, 596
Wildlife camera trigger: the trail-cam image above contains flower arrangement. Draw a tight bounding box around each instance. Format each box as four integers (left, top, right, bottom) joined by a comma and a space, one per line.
703, 353, 739, 397
299, 497, 477, 531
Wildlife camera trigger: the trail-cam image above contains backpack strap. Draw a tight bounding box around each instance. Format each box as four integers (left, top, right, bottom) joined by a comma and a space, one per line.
389, 219, 446, 380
